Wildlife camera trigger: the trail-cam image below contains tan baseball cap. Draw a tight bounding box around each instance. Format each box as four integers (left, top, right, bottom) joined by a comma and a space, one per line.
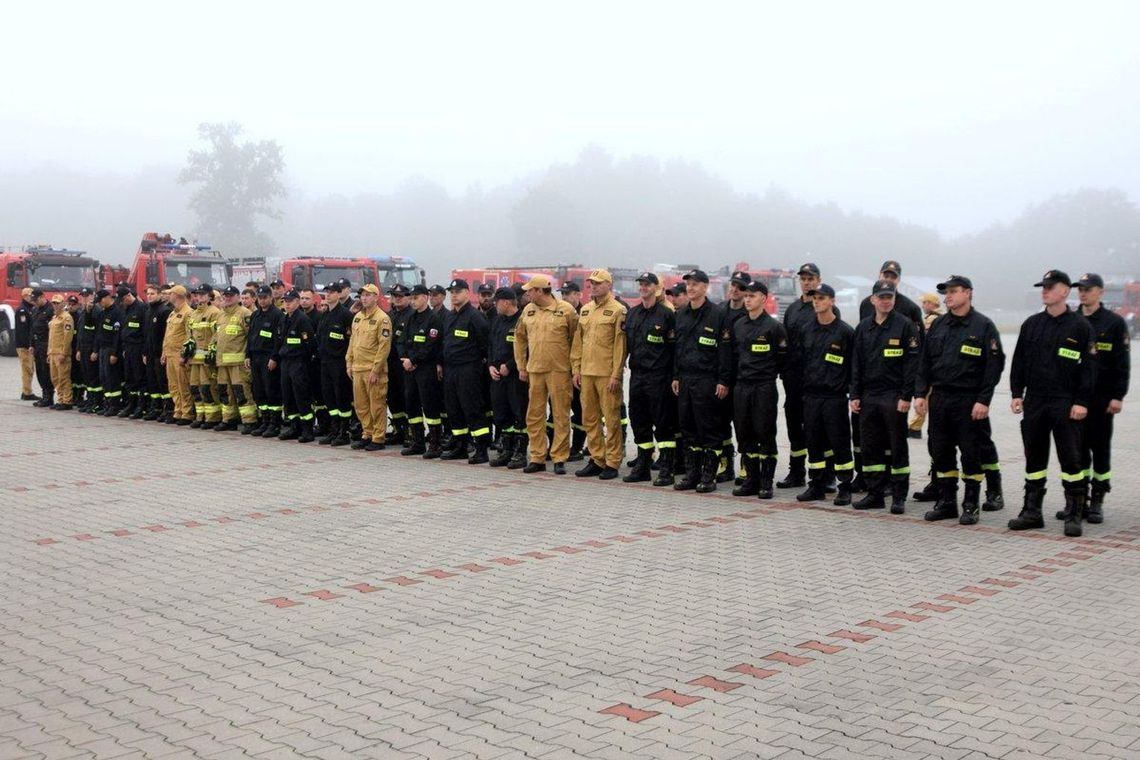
50, 295, 64, 304
587, 269, 612, 284
522, 275, 552, 291
21, 287, 33, 298
168, 285, 189, 297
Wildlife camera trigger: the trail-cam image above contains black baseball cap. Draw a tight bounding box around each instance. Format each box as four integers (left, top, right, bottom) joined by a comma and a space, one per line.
410, 284, 429, 296
222, 285, 240, 296
743, 280, 768, 295
668, 283, 687, 296
797, 262, 821, 277
428, 284, 446, 295
94, 289, 110, 300
270, 279, 286, 288
559, 281, 580, 293
283, 289, 300, 301
807, 284, 836, 298
1076, 273, 1105, 289
730, 270, 752, 286
880, 260, 902, 275
115, 285, 132, 298
66, 295, 79, 304
448, 279, 469, 291
1034, 270, 1071, 288
389, 284, 410, 297
635, 271, 659, 285
195, 283, 213, 295
936, 275, 973, 292
872, 280, 897, 296
78, 287, 93, 296
682, 269, 710, 283
477, 282, 495, 294
325, 280, 345, 292
256, 285, 272, 296
493, 286, 517, 301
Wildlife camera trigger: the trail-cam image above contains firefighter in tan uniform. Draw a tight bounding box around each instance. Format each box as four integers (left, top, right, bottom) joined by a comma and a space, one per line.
514, 274, 579, 474
188, 285, 223, 428
161, 286, 195, 425
211, 285, 257, 432
570, 269, 628, 479
346, 284, 393, 451
47, 295, 75, 409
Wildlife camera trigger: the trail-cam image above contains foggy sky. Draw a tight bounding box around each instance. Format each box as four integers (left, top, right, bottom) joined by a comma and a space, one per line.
4, 1, 1139, 235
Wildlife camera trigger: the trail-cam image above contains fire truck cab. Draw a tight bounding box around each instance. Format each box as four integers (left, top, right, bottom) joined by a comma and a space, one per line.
128, 233, 231, 295
1, 246, 101, 355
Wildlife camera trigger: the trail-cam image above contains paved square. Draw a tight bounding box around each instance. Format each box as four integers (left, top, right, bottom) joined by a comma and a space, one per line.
2, 357, 1139, 759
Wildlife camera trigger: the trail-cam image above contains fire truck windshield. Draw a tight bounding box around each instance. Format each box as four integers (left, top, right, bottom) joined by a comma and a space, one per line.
772, 275, 797, 297
27, 264, 97, 290
168, 261, 230, 288
311, 266, 375, 290
379, 267, 420, 290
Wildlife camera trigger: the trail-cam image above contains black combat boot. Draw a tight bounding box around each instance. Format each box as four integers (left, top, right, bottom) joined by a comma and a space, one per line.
913, 469, 939, 502
568, 429, 586, 462
623, 449, 653, 483
318, 418, 337, 445
982, 469, 1004, 511
263, 411, 281, 439
695, 450, 719, 493
924, 480, 959, 521
833, 480, 853, 507
732, 457, 759, 497
489, 431, 512, 467
1008, 487, 1046, 531
757, 457, 777, 499
507, 433, 528, 469
854, 474, 886, 510
468, 436, 490, 465
1087, 483, 1106, 524
330, 418, 351, 447
959, 481, 981, 525
1063, 490, 1085, 537
423, 425, 443, 459
717, 444, 736, 484
131, 398, 148, 419
116, 397, 135, 417
776, 455, 806, 489
652, 448, 675, 487
575, 460, 604, 477
674, 448, 701, 491
402, 425, 426, 456
278, 417, 299, 440
297, 418, 315, 443
889, 479, 907, 515
440, 435, 469, 460
796, 475, 827, 502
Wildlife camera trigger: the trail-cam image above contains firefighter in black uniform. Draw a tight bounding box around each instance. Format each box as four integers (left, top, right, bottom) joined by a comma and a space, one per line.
672, 269, 733, 493
387, 284, 413, 446
558, 281, 588, 460
248, 286, 284, 438
854, 260, 925, 493
440, 279, 491, 463
116, 286, 149, 418
276, 289, 316, 443
623, 272, 678, 485
1009, 270, 1098, 537
142, 284, 173, 421
399, 284, 445, 458
30, 290, 55, 407
75, 288, 101, 412
729, 280, 787, 498
299, 290, 327, 436
94, 289, 125, 416
719, 270, 751, 485
914, 275, 1005, 525
783, 263, 842, 489
66, 295, 84, 405
1070, 273, 1130, 524
850, 280, 920, 513
795, 284, 857, 505
315, 281, 354, 446
487, 287, 528, 468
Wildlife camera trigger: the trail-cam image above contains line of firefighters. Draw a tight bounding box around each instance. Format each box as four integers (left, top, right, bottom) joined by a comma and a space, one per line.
14, 260, 1128, 538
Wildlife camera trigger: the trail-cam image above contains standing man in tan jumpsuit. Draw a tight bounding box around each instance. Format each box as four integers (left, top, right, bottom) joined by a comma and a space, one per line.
47, 295, 75, 410
346, 284, 393, 451
212, 285, 256, 432
570, 269, 628, 480
514, 275, 579, 475
161, 285, 195, 426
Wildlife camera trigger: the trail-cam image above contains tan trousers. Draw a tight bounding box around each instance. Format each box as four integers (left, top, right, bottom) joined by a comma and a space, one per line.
527, 370, 572, 464
189, 363, 221, 421
48, 355, 72, 404
216, 364, 257, 423
166, 357, 193, 420
17, 348, 35, 395
581, 375, 624, 469
352, 371, 388, 443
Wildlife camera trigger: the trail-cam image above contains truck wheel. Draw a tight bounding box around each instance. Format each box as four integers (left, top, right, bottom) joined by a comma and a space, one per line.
0, 318, 14, 357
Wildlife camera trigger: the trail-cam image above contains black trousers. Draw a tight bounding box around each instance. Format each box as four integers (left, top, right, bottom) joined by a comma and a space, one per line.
280, 358, 312, 421
404, 365, 443, 426
387, 354, 406, 421
629, 370, 678, 449
719, 391, 735, 449
677, 374, 722, 451
859, 394, 910, 494
145, 352, 169, 401
71, 347, 84, 392
122, 345, 146, 402
929, 390, 993, 483
98, 347, 123, 402
308, 359, 325, 413
320, 357, 353, 417
33, 344, 54, 399
1080, 395, 1114, 491
249, 356, 282, 412
490, 372, 528, 433
80, 351, 100, 398
782, 375, 808, 460
1022, 396, 1084, 493
444, 362, 490, 439
733, 381, 778, 458
804, 395, 854, 483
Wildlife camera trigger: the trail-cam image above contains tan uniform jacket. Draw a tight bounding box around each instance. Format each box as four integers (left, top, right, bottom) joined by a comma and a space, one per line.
213, 305, 252, 365
162, 303, 194, 357
514, 299, 579, 373
571, 293, 628, 379
189, 304, 222, 364
346, 305, 393, 373
47, 311, 74, 356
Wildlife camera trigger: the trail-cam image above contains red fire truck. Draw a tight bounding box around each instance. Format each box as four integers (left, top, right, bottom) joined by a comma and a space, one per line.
1, 246, 101, 355
126, 233, 232, 295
